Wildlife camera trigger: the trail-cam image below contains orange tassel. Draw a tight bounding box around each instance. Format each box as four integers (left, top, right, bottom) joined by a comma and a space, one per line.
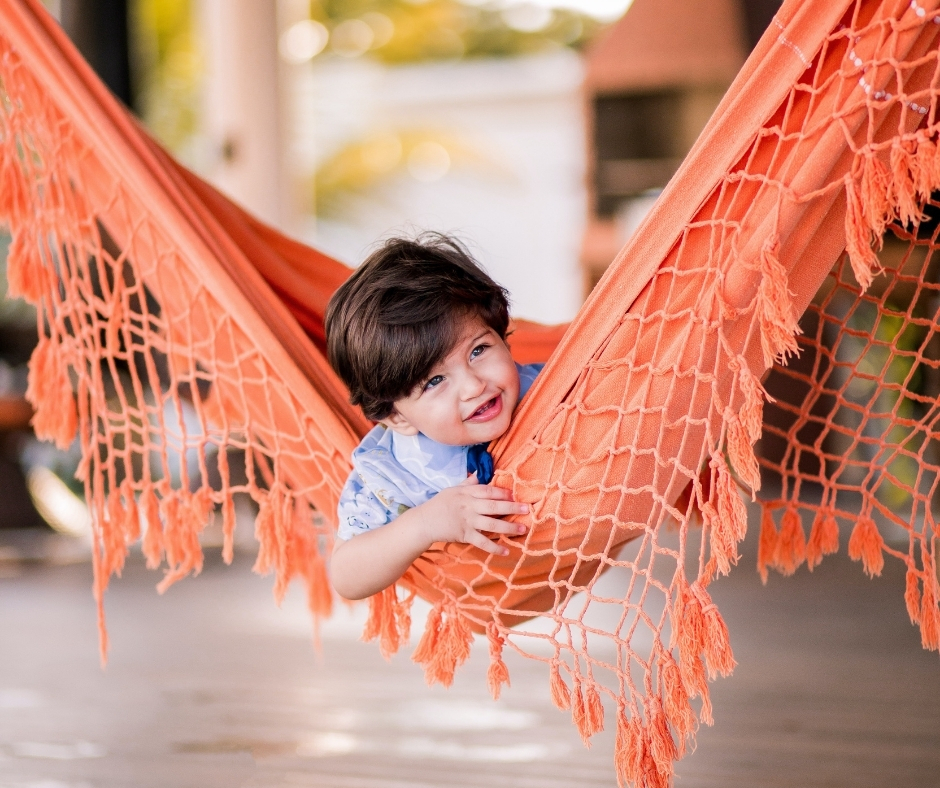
920, 577, 940, 652
733, 355, 768, 440
411, 602, 441, 666
845, 176, 880, 291
91, 533, 110, 668
585, 684, 605, 738
220, 496, 236, 564
659, 652, 695, 751
216, 448, 236, 564
252, 488, 280, 578
673, 582, 716, 725
756, 234, 800, 368
363, 585, 407, 660
905, 566, 921, 626
251, 486, 292, 601
570, 679, 603, 744
890, 142, 921, 229
183, 491, 208, 575
847, 516, 884, 577
859, 153, 891, 238
140, 485, 164, 568
159, 491, 182, 569
485, 622, 511, 700
0, 145, 31, 225
27, 335, 78, 450
155, 489, 205, 593
774, 507, 806, 576
757, 508, 778, 584
672, 581, 708, 703
927, 135, 940, 198
727, 416, 760, 493
286, 503, 334, 628
119, 480, 140, 543
6, 230, 48, 303
647, 699, 677, 782
306, 552, 333, 620
806, 510, 838, 570
698, 589, 736, 680
549, 662, 571, 710
425, 608, 473, 687
572, 680, 590, 744
614, 713, 643, 788
103, 489, 129, 580
704, 457, 746, 577
910, 137, 936, 202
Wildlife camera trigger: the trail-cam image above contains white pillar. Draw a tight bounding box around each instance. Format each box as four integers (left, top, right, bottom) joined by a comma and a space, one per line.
197, 0, 283, 228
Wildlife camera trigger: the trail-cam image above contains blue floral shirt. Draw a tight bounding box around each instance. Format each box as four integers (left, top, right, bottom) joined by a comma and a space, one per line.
336, 362, 542, 540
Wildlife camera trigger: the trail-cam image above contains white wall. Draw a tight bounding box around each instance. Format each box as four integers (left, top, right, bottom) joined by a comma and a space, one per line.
291, 51, 588, 324
197, 0, 284, 227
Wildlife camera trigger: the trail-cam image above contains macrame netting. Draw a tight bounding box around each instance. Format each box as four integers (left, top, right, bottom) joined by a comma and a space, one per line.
3, 0, 940, 784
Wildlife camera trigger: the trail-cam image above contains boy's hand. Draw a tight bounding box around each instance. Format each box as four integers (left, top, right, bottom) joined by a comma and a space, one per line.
417, 474, 529, 556
331, 475, 530, 600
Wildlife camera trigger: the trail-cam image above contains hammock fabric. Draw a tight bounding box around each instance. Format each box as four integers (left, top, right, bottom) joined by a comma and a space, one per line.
3, 0, 940, 784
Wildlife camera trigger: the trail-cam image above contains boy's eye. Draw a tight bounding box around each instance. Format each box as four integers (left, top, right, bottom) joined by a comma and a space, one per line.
423, 375, 444, 391
470, 343, 489, 358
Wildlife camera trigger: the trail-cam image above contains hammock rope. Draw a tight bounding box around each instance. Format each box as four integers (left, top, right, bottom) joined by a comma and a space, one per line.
3, 0, 940, 784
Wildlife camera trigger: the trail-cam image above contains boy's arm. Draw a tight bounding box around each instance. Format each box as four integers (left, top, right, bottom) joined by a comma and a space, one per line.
331, 476, 529, 600
330, 507, 437, 600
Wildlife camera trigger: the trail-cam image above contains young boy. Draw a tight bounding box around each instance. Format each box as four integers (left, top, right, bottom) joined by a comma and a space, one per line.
325, 234, 539, 601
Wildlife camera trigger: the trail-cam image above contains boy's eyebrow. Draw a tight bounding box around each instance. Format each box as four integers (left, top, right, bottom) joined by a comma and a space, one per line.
467, 330, 490, 344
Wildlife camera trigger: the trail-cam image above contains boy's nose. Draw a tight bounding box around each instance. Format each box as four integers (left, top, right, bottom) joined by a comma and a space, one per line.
460, 370, 487, 399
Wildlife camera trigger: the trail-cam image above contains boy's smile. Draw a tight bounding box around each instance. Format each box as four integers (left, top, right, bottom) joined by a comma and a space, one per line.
467, 394, 502, 422
380, 315, 519, 446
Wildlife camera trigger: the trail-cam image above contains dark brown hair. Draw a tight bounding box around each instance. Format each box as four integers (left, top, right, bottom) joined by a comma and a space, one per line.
325, 233, 510, 421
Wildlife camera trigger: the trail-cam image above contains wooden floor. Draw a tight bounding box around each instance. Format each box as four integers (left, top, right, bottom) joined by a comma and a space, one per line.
1, 524, 939, 788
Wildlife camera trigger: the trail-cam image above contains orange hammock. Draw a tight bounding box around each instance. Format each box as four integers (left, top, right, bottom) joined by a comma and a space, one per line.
3, 0, 940, 784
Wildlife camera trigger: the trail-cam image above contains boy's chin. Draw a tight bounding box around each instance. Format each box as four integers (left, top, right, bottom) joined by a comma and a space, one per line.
464, 407, 516, 445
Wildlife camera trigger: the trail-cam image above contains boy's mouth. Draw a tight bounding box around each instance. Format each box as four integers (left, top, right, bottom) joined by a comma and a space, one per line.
467, 395, 502, 422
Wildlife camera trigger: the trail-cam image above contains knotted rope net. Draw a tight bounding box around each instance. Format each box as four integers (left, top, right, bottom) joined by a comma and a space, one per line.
2, 0, 940, 784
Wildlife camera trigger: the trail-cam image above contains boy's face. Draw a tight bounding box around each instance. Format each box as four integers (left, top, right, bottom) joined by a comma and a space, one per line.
381, 315, 520, 446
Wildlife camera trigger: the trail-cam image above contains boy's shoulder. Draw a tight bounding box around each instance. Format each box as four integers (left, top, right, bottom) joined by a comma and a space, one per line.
352, 424, 467, 490
352, 423, 394, 461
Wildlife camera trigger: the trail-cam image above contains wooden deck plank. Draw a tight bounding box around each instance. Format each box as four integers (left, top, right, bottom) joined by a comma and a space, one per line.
0, 521, 938, 787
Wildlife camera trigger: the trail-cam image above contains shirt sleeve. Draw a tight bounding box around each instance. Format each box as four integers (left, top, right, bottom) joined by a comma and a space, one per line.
336, 467, 394, 541
517, 362, 544, 399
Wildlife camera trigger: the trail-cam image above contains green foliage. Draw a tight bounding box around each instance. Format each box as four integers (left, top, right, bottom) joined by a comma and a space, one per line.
842, 296, 932, 509
314, 130, 506, 217
308, 0, 599, 63
130, 0, 201, 152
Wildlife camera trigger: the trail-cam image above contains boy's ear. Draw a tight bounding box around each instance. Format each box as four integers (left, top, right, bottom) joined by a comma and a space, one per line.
379, 409, 419, 436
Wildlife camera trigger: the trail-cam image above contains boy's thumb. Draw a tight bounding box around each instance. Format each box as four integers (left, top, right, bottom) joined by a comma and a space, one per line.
461, 472, 480, 485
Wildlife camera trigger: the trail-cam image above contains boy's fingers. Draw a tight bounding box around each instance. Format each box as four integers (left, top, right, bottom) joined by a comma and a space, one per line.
475, 498, 528, 516
467, 531, 510, 556
476, 516, 528, 536
468, 483, 513, 500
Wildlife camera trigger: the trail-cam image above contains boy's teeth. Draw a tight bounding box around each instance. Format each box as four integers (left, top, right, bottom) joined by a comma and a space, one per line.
473, 398, 493, 416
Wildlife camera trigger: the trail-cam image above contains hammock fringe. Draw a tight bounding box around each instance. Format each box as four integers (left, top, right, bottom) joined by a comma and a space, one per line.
411, 601, 473, 686
847, 515, 885, 578
485, 621, 511, 700
806, 510, 839, 571
7, 0, 940, 783
363, 584, 413, 660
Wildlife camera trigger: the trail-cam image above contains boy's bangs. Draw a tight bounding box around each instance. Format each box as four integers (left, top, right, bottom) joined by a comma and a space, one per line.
363, 308, 466, 404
